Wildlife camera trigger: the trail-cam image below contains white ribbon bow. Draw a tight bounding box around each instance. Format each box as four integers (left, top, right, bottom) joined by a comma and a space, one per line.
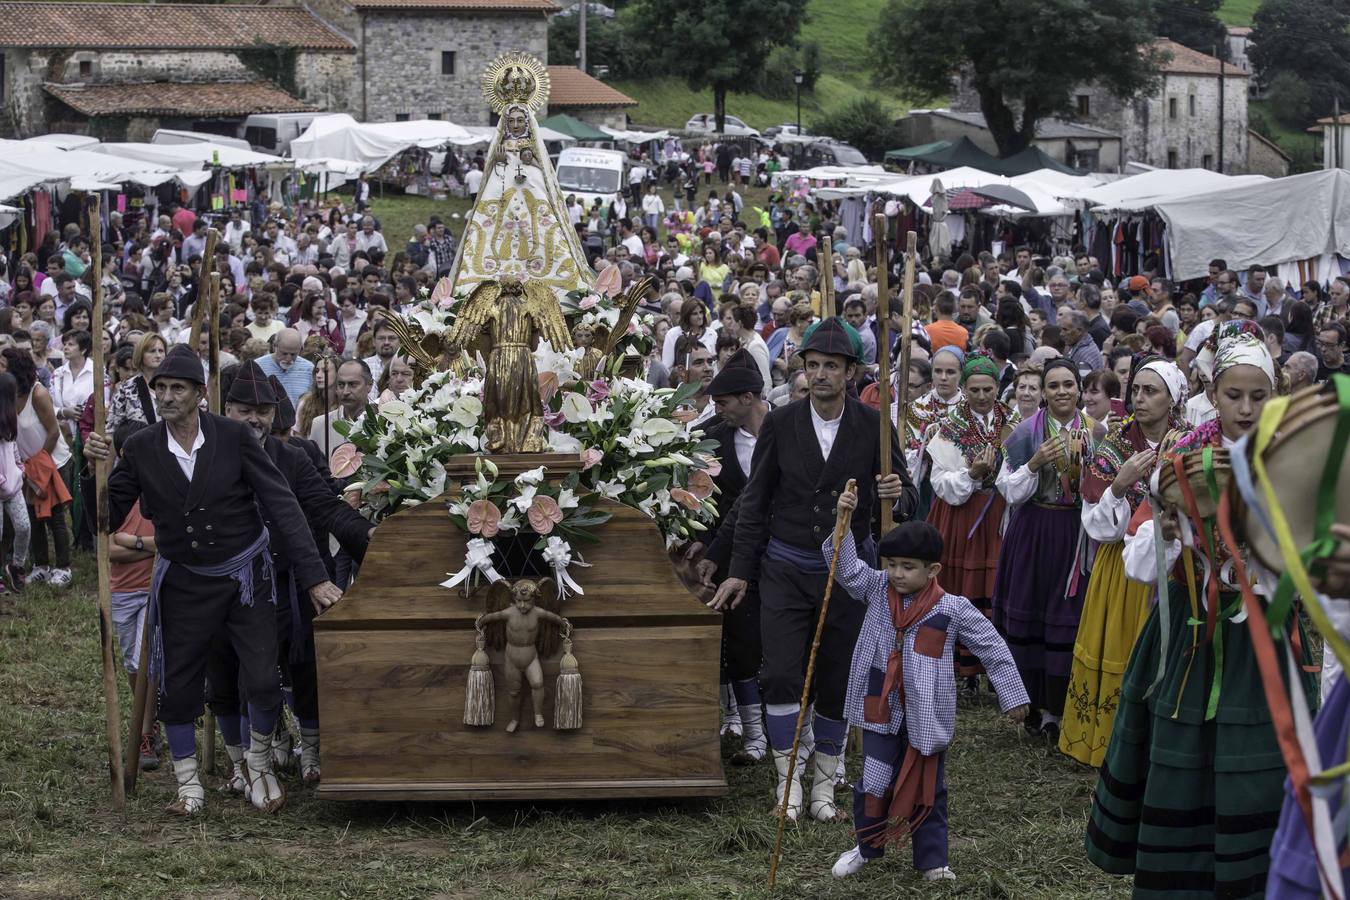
441, 538, 504, 590
541, 536, 590, 599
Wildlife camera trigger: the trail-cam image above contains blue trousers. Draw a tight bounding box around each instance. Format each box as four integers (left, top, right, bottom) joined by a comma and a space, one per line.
853, 727, 949, 869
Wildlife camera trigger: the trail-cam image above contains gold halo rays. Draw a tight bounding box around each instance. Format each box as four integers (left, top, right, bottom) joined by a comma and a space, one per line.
480, 52, 550, 115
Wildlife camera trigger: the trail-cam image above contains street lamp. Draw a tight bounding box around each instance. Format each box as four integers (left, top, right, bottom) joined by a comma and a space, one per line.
793, 70, 804, 135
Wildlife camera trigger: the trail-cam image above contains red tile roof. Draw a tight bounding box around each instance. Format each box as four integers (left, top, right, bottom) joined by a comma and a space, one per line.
352, 0, 557, 10
1228, 26, 1253, 36
1154, 38, 1249, 77
0, 3, 353, 50
45, 81, 318, 117
546, 66, 636, 108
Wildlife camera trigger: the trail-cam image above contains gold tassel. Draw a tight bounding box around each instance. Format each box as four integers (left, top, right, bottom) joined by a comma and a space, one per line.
463, 632, 495, 727
553, 636, 583, 731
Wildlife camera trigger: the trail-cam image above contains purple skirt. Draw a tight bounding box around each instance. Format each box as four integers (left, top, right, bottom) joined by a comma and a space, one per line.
991, 502, 1085, 715
1267, 675, 1350, 899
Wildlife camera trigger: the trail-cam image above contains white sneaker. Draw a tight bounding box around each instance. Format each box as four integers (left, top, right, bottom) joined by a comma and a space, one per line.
47, 568, 72, 587
831, 846, 868, 878
923, 866, 956, 882
28, 566, 49, 584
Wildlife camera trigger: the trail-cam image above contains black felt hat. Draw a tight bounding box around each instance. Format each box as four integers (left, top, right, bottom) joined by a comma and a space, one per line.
149, 344, 206, 387
878, 521, 944, 563
225, 361, 278, 407
800, 316, 859, 362
707, 347, 764, 397
269, 375, 296, 433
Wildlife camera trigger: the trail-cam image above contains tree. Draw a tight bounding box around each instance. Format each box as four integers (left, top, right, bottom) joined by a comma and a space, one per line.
811, 97, 901, 160
871, 0, 1161, 156
628, 0, 807, 131
547, 10, 634, 78
1251, 0, 1350, 120
1157, 0, 1228, 58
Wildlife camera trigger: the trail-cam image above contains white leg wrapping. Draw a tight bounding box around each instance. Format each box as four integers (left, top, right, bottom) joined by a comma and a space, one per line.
299, 726, 321, 785
771, 750, 803, 822
168, 755, 206, 816
271, 721, 296, 772
219, 744, 246, 796
245, 729, 286, 813
733, 704, 767, 764
809, 753, 844, 822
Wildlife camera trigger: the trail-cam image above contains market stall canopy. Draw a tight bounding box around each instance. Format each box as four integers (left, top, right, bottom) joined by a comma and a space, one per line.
0, 141, 188, 193
1156, 169, 1350, 280
459, 125, 575, 146
990, 146, 1078, 177
0, 202, 19, 230
23, 133, 100, 151
93, 141, 289, 171
882, 136, 1001, 171
289, 114, 478, 171
538, 113, 612, 142
1067, 168, 1268, 212
600, 126, 670, 143
816, 165, 1010, 204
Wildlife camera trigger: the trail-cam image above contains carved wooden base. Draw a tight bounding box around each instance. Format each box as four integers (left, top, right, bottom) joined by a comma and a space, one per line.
443, 452, 583, 480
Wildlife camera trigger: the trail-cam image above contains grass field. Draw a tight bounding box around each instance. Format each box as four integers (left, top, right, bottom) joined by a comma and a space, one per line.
1, 559, 1132, 899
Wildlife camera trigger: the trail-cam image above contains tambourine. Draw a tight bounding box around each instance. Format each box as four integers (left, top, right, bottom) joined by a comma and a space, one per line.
1156, 448, 1232, 521
1234, 382, 1350, 579
1052, 428, 1089, 483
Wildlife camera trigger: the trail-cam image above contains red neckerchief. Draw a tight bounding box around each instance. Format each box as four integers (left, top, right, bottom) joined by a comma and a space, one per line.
864, 579, 946, 724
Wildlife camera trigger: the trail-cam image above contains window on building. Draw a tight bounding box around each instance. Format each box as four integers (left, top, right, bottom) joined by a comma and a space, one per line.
441, 51, 456, 76
1167, 149, 1178, 168
1203, 153, 1213, 169
427, 112, 442, 120
1076, 94, 1090, 117
79, 59, 92, 77
1168, 97, 1178, 119
1189, 94, 1196, 116
395, 113, 410, 122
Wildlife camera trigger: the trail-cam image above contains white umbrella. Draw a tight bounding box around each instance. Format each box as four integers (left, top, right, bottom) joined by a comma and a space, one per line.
928, 178, 952, 260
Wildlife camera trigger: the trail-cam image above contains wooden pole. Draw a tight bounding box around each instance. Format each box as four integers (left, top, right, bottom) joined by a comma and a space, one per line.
186, 228, 219, 353
818, 233, 835, 318
208, 272, 222, 411
873, 214, 893, 534
767, 480, 856, 891
88, 194, 126, 809
893, 232, 918, 530
124, 602, 156, 794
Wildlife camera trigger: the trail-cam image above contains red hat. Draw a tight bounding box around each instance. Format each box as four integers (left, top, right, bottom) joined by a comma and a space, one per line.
1127, 275, 1149, 292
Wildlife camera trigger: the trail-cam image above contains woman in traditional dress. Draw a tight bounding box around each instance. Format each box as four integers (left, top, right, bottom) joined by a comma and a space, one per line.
926, 354, 1010, 688
1086, 322, 1317, 899
992, 358, 1095, 741
1059, 357, 1188, 767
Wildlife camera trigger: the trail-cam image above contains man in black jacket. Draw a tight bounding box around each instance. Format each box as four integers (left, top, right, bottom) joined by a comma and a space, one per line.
205, 365, 373, 794
711, 318, 917, 823
87, 345, 343, 817
689, 349, 770, 765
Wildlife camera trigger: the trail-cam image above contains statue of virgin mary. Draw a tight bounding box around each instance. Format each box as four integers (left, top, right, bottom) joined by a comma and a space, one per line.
447, 53, 596, 306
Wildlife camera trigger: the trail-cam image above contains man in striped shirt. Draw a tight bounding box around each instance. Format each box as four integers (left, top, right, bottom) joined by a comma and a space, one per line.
254, 329, 313, 412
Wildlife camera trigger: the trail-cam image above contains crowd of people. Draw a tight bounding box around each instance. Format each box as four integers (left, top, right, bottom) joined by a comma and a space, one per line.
2, 174, 1348, 895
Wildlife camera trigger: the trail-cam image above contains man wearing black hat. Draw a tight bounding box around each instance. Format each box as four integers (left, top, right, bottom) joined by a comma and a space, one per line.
207, 364, 373, 791
86, 345, 344, 818
688, 348, 770, 766
711, 316, 917, 823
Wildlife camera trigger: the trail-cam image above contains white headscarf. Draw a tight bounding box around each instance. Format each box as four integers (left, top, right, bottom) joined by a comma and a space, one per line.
1214, 330, 1276, 387
1138, 359, 1188, 411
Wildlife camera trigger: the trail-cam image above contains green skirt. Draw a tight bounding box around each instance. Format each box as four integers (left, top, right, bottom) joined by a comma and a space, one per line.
1084, 584, 1317, 899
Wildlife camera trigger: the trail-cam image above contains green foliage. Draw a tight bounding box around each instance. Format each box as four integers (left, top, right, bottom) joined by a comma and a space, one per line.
236, 39, 298, 93
1250, 99, 1323, 173
810, 96, 901, 160
546, 11, 635, 78
756, 46, 804, 100
871, 0, 1161, 156
1265, 71, 1313, 128
800, 40, 822, 89
1157, 0, 1228, 57
628, 0, 808, 130
1251, 0, 1350, 120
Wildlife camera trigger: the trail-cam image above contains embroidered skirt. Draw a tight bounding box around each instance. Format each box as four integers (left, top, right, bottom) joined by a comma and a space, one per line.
991, 502, 1084, 714
1085, 586, 1317, 899
1059, 541, 1153, 767
928, 490, 1004, 677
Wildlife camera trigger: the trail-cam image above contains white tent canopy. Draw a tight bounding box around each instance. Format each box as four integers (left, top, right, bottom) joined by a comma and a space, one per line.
93, 141, 288, 171
1156, 169, 1350, 280
600, 126, 670, 143
290, 114, 478, 171
1066, 168, 1269, 212
0, 141, 187, 194
24, 133, 100, 151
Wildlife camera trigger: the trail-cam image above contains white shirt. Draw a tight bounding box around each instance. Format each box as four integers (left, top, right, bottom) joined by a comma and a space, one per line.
1183, 318, 1218, 354
363, 354, 387, 401
354, 231, 388, 254
809, 400, 842, 459
223, 220, 248, 253
167, 423, 206, 480
622, 234, 644, 259
465, 169, 483, 194
734, 427, 756, 477
1184, 393, 1216, 428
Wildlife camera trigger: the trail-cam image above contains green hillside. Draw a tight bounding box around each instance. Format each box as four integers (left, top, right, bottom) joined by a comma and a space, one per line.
1219, 0, 1260, 24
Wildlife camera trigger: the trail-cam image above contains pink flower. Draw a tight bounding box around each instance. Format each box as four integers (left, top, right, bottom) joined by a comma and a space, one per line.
579, 294, 600, 310
467, 499, 502, 538
687, 469, 715, 500
702, 458, 723, 477
587, 379, 610, 403
538, 371, 560, 403
594, 263, 623, 299
543, 408, 567, 429
671, 488, 701, 511
581, 447, 603, 470
528, 495, 564, 534
329, 444, 364, 478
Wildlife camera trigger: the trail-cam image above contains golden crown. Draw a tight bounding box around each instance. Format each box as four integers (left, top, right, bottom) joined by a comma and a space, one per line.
480, 52, 550, 115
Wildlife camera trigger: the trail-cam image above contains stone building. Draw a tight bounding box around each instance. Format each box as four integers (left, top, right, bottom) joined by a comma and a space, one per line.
952, 39, 1250, 173
545, 65, 635, 129
1245, 128, 1290, 178
893, 108, 1122, 173
0, 3, 355, 140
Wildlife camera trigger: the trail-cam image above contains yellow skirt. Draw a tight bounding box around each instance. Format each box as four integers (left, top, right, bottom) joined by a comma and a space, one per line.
1058, 541, 1153, 767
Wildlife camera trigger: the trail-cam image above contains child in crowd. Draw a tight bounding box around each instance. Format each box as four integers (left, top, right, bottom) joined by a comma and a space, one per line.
0, 372, 28, 592
825, 487, 1029, 882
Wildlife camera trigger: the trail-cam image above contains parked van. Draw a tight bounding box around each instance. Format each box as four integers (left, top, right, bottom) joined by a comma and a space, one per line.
240, 113, 325, 156
555, 147, 627, 212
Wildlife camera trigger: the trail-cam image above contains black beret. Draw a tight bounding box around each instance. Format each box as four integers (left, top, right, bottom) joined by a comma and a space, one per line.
270, 375, 297, 433
800, 315, 859, 362
225, 360, 278, 407
707, 347, 764, 397
149, 343, 206, 387
878, 521, 944, 563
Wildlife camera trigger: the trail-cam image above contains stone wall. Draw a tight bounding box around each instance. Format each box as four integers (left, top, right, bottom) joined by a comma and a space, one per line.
0, 47, 353, 138
359, 11, 547, 123
553, 106, 628, 130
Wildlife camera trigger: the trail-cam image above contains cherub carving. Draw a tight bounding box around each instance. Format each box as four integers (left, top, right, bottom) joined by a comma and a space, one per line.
476, 579, 569, 732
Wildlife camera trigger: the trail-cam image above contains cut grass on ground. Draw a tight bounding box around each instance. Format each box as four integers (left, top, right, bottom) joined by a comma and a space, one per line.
1, 560, 1131, 898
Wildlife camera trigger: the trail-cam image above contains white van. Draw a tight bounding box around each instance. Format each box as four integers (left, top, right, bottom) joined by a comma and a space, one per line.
241, 113, 325, 156
555, 147, 627, 213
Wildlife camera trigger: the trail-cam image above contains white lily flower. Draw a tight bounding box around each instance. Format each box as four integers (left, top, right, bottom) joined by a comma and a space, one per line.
560, 392, 592, 424
548, 430, 582, 453
514, 466, 546, 486
511, 484, 539, 512
595, 479, 626, 500
557, 487, 580, 509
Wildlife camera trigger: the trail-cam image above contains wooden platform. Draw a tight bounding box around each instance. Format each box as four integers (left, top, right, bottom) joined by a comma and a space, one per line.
314, 492, 728, 801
